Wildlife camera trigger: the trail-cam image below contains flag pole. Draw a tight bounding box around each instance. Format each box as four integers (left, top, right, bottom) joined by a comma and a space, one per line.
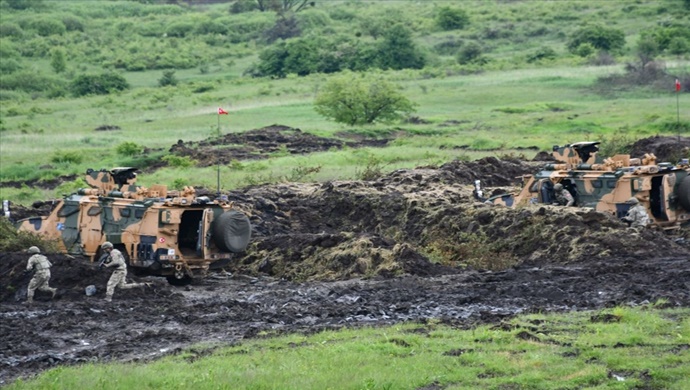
676, 79, 681, 142
217, 111, 221, 198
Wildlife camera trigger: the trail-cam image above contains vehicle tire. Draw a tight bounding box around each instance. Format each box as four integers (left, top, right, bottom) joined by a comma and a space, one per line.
678, 175, 690, 212
166, 275, 192, 286
212, 210, 252, 253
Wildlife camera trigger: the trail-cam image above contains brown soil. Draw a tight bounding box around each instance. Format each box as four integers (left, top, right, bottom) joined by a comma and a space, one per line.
1, 133, 689, 385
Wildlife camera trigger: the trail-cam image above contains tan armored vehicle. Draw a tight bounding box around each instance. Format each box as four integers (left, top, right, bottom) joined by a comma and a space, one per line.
477, 142, 690, 230
15, 168, 252, 284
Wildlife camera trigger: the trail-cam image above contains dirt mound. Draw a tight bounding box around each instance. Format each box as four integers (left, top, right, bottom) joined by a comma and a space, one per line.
629, 135, 690, 163
169, 124, 392, 167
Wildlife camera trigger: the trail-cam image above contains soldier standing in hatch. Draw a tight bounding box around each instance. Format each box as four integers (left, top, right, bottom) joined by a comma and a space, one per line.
25, 246, 57, 305
100, 241, 147, 302
622, 197, 650, 229
552, 183, 574, 207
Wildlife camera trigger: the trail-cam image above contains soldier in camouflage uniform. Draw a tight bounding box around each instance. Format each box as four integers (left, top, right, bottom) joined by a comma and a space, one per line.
622, 197, 650, 229
25, 246, 57, 304
553, 183, 575, 207
100, 241, 147, 302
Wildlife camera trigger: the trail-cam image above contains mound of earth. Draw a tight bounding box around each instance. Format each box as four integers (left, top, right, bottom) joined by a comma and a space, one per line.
629, 135, 690, 163
169, 124, 392, 167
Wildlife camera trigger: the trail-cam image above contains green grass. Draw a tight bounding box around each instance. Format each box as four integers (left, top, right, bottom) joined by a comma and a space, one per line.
7, 306, 690, 389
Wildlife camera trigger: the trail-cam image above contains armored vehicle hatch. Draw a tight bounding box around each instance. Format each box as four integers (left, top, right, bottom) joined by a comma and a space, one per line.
477, 142, 690, 230
14, 168, 252, 284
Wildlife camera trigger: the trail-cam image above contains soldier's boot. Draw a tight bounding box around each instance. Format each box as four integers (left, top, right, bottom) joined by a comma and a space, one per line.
25, 297, 33, 305
104, 295, 112, 302
51, 289, 57, 299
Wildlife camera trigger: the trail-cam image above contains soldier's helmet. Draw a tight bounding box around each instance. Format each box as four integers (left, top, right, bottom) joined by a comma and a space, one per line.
553, 183, 563, 191
627, 197, 639, 205
101, 241, 114, 250
27, 246, 40, 254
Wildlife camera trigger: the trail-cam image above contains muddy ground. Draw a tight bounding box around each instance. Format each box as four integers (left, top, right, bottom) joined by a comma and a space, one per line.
1, 132, 689, 385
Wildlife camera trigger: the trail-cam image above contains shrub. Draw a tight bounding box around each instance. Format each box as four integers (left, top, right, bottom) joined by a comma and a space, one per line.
0, 217, 59, 253
526, 47, 557, 63
162, 155, 196, 168
166, 21, 195, 38
457, 42, 484, 64
158, 70, 178, 87
29, 17, 66, 36
4, 0, 43, 10
51, 150, 83, 164
436, 7, 470, 31
0, 70, 64, 93
0, 58, 22, 74
116, 142, 142, 156
377, 24, 425, 70
70, 72, 129, 97
0, 23, 23, 38
314, 71, 417, 126
567, 25, 625, 54
230, 0, 258, 14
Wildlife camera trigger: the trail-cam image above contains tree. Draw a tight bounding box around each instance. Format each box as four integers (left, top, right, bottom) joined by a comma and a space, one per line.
50, 48, 66, 74
70, 72, 129, 97
314, 71, 416, 126
377, 24, 425, 70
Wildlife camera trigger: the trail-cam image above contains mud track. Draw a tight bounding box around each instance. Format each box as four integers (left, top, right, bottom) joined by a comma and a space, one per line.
2, 254, 689, 385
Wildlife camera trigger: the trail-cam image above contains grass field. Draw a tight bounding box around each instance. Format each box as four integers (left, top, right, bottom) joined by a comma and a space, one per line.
6, 305, 690, 390
2, 62, 688, 204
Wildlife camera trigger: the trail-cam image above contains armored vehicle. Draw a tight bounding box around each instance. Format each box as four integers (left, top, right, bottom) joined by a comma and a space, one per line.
478, 142, 690, 230
14, 168, 252, 284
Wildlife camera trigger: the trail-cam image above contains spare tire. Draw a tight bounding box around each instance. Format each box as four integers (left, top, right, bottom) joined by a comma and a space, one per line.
212, 210, 251, 253
678, 175, 690, 212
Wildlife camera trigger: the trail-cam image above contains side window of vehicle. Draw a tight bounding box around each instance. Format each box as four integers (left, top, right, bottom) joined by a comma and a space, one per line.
592, 180, 602, 189
87, 207, 102, 216
58, 204, 79, 217
607, 181, 616, 189
120, 208, 131, 218
135, 209, 145, 219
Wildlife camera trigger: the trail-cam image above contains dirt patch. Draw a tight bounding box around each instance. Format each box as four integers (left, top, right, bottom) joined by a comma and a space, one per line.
169, 124, 393, 167
629, 135, 690, 163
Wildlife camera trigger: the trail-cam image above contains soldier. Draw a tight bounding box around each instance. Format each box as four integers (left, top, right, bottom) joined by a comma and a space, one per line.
552, 183, 574, 207
622, 197, 650, 229
100, 241, 147, 302
25, 246, 57, 305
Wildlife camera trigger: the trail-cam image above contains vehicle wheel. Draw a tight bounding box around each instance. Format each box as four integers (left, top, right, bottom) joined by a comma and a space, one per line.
166, 275, 192, 286
212, 210, 252, 253
678, 175, 690, 212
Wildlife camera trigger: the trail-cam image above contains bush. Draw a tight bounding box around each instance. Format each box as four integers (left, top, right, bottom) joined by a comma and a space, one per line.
0, 23, 23, 38
70, 72, 129, 97
29, 17, 66, 36
567, 25, 625, 54
158, 70, 178, 87
457, 42, 484, 64
527, 47, 557, 63
166, 21, 195, 38
116, 142, 142, 156
436, 7, 470, 31
0, 58, 22, 74
377, 24, 425, 70
0, 70, 64, 93
314, 71, 417, 126
0, 217, 59, 253
51, 150, 83, 164
4, 0, 43, 10
162, 155, 196, 168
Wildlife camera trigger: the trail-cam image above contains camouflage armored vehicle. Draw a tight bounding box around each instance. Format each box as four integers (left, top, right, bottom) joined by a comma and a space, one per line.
478, 141, 690, 230
14, 168, 252, 284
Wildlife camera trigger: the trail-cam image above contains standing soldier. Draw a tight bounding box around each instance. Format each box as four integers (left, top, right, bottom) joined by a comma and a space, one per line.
100, 241, 148, 302
25, 246, 57, 305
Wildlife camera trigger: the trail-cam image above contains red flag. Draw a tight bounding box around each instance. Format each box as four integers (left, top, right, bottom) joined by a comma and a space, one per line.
218, 107, 229, 115
676, 79, 681, 92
